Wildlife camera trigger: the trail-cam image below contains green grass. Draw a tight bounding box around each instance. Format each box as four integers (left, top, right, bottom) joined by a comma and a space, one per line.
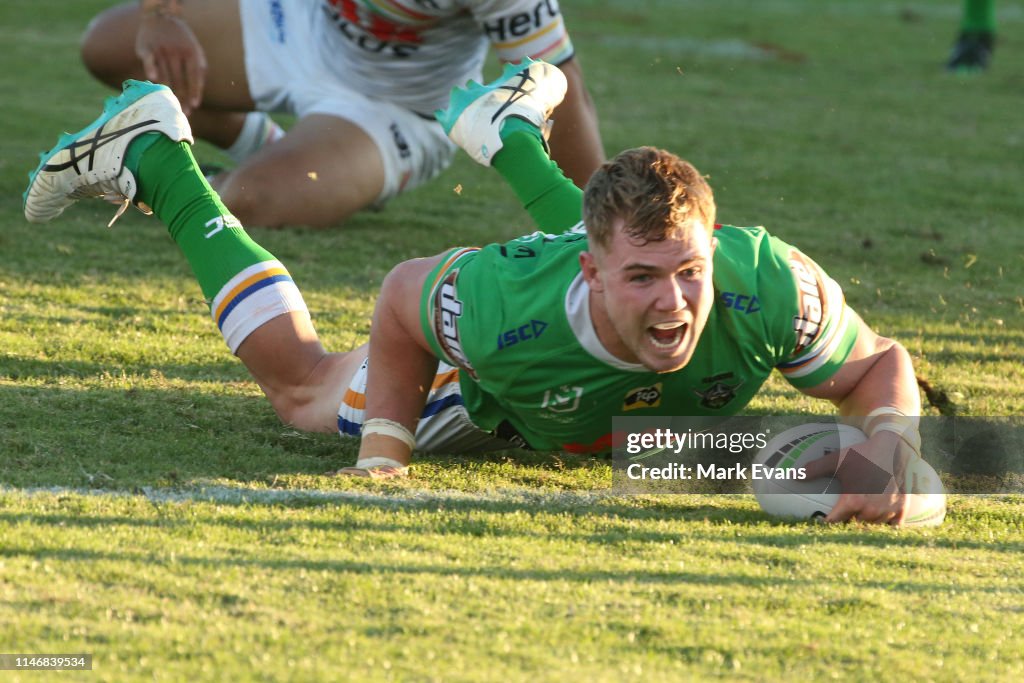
1, 0, 1023, 681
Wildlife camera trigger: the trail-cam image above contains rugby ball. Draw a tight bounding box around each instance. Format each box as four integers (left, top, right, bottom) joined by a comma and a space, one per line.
752, 423, 946, 527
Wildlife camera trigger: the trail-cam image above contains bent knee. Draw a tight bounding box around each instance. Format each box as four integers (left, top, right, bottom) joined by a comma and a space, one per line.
261, 376, 334, 433
268, 390, 319, 432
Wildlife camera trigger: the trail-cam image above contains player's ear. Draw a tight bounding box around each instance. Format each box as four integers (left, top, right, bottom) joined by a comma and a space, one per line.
579, 251, 604, 292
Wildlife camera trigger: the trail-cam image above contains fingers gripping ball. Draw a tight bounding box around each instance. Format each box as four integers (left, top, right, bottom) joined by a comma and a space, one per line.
752, 423, 946, 527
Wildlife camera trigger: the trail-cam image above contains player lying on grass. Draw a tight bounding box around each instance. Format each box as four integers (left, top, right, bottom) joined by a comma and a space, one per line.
79, 0, 603, 229
25, 60, 927, 526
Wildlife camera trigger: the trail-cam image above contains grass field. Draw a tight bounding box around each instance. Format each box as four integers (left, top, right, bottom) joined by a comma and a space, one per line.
1, 0, 1023, 681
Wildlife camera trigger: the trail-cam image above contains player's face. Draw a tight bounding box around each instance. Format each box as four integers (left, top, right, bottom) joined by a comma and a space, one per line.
582, 220, 716, 373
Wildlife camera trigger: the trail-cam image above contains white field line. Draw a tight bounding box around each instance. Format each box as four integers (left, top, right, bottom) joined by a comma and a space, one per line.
3, 486, 1013, 509
2, 483, 621, 509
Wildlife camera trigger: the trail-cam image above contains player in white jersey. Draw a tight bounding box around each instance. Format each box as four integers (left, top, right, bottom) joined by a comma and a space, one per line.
79, 0, 604, 229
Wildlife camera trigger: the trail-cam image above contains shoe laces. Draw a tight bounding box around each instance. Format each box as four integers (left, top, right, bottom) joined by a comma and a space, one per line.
67, 173, 152, 227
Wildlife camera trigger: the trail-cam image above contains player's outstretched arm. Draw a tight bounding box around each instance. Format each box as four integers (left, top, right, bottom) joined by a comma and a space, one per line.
801, 314, 921, 418
338, 255, 448, 478
544, 57, 605, 188
800, 314, 923, 525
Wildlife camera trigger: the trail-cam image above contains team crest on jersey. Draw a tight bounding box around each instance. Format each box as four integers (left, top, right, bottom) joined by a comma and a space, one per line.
788, 250, 828, 354
542, 385, 583, 414
694, 373, 743, 410
433, 270, 478, 380
622, 383, 662, 411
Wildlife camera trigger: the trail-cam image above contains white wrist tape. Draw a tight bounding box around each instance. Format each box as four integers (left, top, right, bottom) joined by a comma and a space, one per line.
361, 418, 416, 451
354, 456, 408, 470
864, 408, 921, 457
865, 406, 909, 419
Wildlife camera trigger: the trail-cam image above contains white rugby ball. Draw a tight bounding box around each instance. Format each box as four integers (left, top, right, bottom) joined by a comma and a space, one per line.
752, 423, 946, 527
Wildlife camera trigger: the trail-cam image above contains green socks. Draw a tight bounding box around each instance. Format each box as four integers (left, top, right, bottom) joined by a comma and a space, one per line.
126, 133, 276, 302
961, 0, 996, 32
124, 133, 307, 353
492, 119, 584, 233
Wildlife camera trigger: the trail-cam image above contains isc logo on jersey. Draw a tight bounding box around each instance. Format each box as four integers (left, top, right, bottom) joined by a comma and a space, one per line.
434, 271, 478, 380
788, 250, 828, 353
497, 319, 547, 350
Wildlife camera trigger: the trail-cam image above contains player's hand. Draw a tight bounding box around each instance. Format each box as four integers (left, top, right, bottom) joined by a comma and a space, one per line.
136, 12, 207, 116
803, 431, 913, 526
330, 464, 410, 480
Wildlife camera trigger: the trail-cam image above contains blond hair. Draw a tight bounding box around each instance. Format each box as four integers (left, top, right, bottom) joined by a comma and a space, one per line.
583, 147, 716, 249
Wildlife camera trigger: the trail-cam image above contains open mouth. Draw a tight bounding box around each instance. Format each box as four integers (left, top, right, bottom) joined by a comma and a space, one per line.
648, 321, 687, 350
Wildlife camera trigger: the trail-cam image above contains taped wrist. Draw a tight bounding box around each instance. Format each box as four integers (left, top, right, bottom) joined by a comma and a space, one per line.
864, 407, 922, 458
361, 418, 416, 451
354, 456, 408, 471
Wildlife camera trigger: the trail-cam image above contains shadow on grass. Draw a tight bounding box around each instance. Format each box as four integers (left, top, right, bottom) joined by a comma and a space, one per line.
0, 379, 611, 489
1, 531, 1021, 595
2, 490, 1021, 559
0, 380, 354, 488
0, 355, 247, 384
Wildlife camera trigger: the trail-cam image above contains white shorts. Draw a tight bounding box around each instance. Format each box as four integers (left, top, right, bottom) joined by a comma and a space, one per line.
239, 0, 456, 203
337, 357, 515, 454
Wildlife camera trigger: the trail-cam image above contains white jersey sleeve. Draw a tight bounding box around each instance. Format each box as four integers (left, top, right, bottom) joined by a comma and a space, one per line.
467, 0, 576, 65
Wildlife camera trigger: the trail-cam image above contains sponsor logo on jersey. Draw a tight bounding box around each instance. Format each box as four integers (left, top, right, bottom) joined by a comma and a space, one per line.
622, 383, 662, 411
541, 384, 583, 413
788, 250, 827, 354
390, 122, 412, 159
496, 319, 548, 350
323, 0, 426, 58
433, 271, 478, 380
482, 0, 562, 42
694, 372, 743, 410
719, 291, 761, 314
269, 0, 286, 43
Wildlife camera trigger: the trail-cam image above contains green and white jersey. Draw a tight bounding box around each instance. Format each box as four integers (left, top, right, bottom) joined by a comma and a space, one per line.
421, 224, 858, 453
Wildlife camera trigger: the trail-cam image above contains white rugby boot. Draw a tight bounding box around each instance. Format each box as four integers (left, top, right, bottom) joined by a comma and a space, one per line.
24, 80, 193, 227
435, 57, 567, 166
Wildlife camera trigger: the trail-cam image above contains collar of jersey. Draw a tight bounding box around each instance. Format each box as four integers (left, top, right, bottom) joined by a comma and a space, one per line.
565, 272, 648, 372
